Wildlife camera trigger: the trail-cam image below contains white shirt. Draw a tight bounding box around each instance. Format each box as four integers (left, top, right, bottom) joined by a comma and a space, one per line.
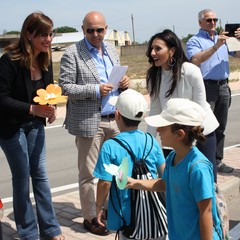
148, 62, 219, 137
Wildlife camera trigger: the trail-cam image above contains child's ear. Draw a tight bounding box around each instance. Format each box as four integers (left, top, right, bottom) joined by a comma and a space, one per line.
115, 110, 121, 120
175, 129, 185, 141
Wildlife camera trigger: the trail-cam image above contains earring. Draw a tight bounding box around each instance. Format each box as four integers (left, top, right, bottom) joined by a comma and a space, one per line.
168, 56, 176, 67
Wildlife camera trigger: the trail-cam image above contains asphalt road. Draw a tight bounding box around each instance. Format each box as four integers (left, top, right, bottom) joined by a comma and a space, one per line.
0, 125, 79, 204
225, 93, 240, 147
0, 94, 240, 208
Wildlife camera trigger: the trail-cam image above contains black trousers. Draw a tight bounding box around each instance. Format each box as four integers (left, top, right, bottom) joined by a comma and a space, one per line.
204, 81, 231, 165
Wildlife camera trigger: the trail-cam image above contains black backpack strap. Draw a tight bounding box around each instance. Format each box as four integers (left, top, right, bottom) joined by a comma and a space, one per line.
111, 137, 136, 160
110, 177, 128, 240
143, 133, 153, 161
110, 178, 127, 224
111, 133, 153, 162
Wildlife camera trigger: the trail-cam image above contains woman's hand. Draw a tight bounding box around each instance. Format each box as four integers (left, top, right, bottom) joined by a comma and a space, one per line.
32, 105, 56, 121
47, 107, 57, 124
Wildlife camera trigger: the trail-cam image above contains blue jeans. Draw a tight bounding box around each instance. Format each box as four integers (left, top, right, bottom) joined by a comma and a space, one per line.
204, 82, 231, 164
0, 119, 61, 240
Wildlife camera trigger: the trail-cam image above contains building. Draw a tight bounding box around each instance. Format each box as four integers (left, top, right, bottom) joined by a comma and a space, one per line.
51, 29, 131, 50
0, 34, 19, 56
0, 29, 132, 56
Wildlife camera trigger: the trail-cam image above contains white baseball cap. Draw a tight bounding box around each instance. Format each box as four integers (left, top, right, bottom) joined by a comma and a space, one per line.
145, 98, 206, 127
109, 89, 148, 121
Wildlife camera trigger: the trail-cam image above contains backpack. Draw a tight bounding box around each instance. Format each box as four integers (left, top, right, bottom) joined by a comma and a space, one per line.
190, 160, 229, 240
110, 133, 168, 240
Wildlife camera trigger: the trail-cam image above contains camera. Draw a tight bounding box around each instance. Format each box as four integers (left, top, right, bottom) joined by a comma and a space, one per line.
225, 24, 240, 37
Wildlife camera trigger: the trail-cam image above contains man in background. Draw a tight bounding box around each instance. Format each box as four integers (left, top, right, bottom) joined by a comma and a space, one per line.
186, 9, 240, 173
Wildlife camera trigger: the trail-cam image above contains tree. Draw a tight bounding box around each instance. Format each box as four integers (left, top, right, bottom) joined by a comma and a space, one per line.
54, 26, 78, 33
216, 26, 223, 34
6, 31, 20, 35
182, 34, 194, 43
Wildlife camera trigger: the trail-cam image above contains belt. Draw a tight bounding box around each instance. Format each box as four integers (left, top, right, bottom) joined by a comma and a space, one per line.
101, 114, 115, 119
204, 79, 228, 85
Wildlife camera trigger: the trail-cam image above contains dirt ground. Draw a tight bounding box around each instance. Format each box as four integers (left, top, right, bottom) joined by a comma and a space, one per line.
52, 50, 240, 81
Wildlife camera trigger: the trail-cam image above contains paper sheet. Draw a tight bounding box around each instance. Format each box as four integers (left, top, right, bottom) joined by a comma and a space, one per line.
226, 37, 240, 52
108, 66, 128, 90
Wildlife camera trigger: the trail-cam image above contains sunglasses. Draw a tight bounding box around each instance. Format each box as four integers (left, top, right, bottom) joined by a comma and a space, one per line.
205, 18, 218, 23
39, 32, 55, 39
86, 28, 105, 34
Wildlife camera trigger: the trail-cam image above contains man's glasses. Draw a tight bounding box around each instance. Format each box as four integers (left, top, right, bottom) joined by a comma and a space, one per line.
86, 28, 105, 34
205, 18, 218, 23
39, 32, 55, 39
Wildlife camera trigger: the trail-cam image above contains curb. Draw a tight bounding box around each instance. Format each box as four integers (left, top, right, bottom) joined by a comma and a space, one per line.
220, 177, 240, 203
229, 223, 240, 239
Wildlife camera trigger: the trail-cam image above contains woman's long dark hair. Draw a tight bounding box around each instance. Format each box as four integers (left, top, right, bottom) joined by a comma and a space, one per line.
146, 29, 189, 98
4, 11, 53, 71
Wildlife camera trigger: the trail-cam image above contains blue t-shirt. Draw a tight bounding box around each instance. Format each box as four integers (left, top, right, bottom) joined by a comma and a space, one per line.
94, 130, 165, 230
186, 29, 234, 80
162, 146, 222, 240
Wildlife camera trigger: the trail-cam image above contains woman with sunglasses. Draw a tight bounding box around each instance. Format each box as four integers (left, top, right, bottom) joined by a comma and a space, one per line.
0, 12, 64, 240
186, 9, 240, 174
146, 29, 219, 182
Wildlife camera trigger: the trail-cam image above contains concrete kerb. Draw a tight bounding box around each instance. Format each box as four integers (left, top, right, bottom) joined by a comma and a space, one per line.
229, 222, 240, 239
221, 177, 240, 203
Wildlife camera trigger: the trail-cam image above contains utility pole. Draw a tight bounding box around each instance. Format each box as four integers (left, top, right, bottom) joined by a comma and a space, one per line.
131, 14, 135, 44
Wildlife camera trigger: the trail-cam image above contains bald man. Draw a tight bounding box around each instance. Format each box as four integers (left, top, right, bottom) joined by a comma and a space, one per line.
59, 11, 129, 236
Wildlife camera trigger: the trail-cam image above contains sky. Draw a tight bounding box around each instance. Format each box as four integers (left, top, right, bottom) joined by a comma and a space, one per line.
1, 0, 240, 43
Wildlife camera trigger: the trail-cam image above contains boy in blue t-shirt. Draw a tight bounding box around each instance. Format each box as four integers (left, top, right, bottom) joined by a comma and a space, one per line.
127, 98, 223, 240
93, 89, 167, 240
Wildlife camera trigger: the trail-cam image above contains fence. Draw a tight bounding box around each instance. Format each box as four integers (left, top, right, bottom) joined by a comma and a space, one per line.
120, 44, 148, 56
